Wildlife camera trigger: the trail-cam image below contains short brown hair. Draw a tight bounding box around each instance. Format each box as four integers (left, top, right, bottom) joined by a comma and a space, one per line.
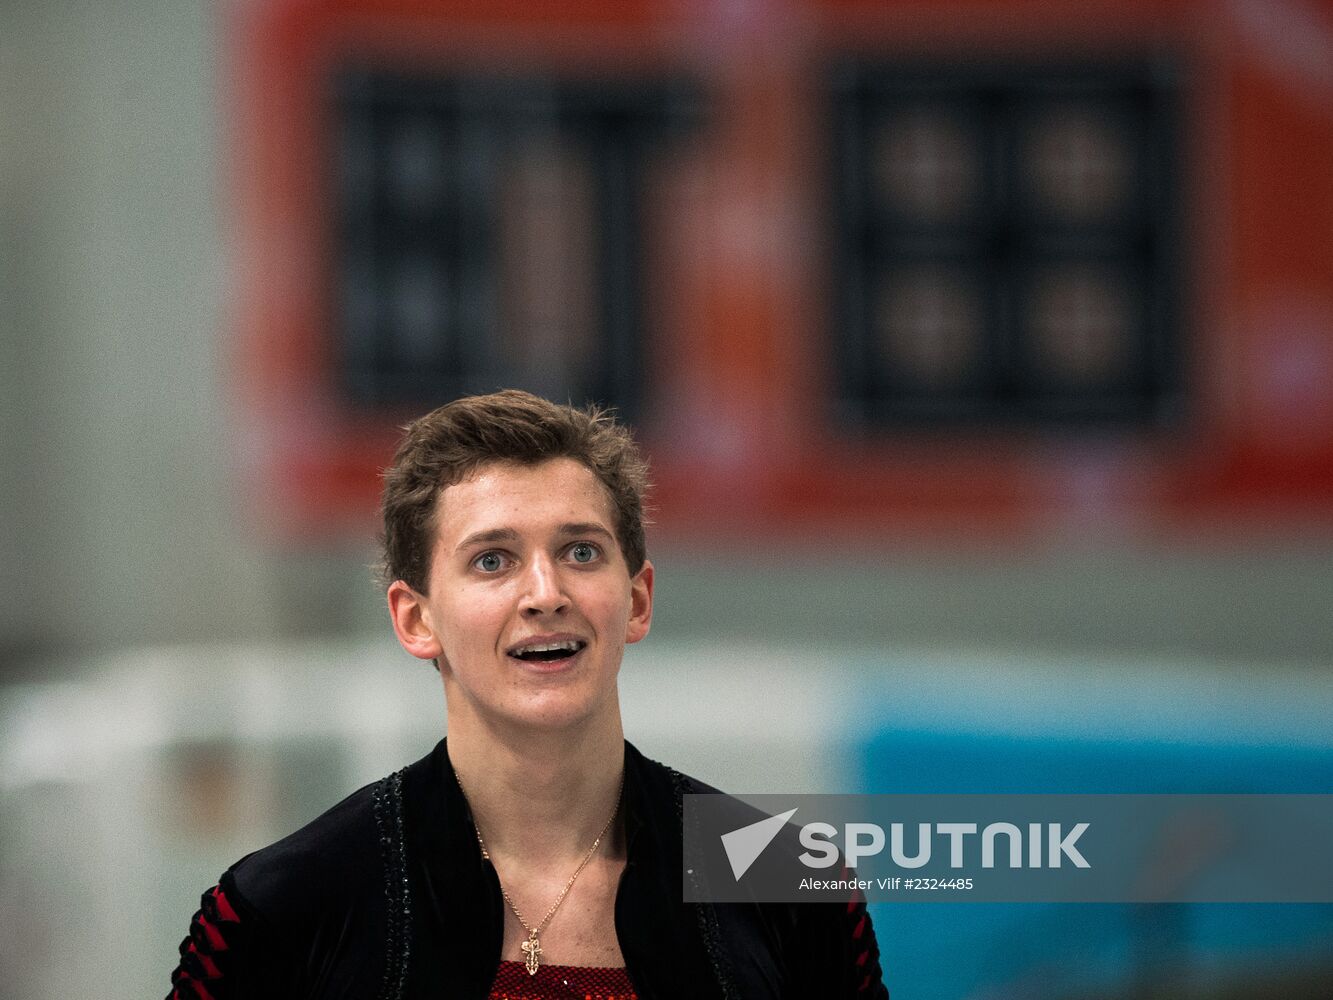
380, 390, 650, 592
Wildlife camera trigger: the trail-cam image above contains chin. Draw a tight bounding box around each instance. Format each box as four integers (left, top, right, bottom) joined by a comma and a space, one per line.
502, 688, 617, 733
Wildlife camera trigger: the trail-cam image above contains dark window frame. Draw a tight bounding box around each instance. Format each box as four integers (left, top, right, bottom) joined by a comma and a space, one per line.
330, 67, 701, 424
829, 56, 1186, 429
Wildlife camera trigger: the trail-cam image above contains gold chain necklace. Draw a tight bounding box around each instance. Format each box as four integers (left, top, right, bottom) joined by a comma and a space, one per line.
460, 770, 623, 976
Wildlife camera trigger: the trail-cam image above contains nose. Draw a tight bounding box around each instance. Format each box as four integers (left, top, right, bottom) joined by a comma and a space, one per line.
520, 553, 569, 617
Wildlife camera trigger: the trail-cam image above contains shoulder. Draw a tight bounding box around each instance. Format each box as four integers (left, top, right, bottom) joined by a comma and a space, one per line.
623, 744, 889, 998
168, 764, 419, 1000
224, 766, 408, 929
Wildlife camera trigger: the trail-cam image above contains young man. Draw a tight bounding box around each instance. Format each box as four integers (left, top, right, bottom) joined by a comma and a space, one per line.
168, 390, 888, 999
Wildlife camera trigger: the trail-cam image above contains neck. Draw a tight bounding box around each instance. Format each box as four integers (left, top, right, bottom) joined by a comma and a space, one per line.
445, 702, 626, 866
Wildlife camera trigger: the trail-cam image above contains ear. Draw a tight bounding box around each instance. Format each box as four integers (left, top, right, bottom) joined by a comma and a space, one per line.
387, 580, 444, 662
624, 560, 654, 645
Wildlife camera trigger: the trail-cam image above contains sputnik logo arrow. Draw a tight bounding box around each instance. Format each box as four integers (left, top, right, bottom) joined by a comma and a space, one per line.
720, 808, 798, 881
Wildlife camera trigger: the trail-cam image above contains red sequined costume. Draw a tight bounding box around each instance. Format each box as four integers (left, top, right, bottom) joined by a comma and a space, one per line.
487, 960, 637, 1000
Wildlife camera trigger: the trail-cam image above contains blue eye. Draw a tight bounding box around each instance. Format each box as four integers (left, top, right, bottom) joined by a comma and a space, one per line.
475, 552, 505, 573
569, 543, 598, 564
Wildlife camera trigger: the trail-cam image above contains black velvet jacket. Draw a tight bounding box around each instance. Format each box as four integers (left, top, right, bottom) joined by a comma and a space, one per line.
168, 739, 888, 999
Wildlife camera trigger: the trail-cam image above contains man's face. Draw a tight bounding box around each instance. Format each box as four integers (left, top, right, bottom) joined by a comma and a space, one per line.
389, 457, 653, 733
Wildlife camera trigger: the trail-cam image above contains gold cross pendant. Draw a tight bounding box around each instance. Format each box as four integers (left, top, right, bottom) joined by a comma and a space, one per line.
520, 930, 543, 976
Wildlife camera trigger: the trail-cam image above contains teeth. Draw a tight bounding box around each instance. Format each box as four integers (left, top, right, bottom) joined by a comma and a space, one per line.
512, 640, 582, 656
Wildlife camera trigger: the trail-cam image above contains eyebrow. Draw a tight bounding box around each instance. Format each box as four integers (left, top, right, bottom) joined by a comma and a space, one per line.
453, 522, 615, 554
454, 527, 520, 553
555, 522, 616, 543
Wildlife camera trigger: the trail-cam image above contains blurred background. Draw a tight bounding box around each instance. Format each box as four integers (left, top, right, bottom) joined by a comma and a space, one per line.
2, 0, 1332, 996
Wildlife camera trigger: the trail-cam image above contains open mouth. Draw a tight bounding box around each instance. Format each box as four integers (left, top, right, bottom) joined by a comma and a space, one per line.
507, 639, 587, 664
